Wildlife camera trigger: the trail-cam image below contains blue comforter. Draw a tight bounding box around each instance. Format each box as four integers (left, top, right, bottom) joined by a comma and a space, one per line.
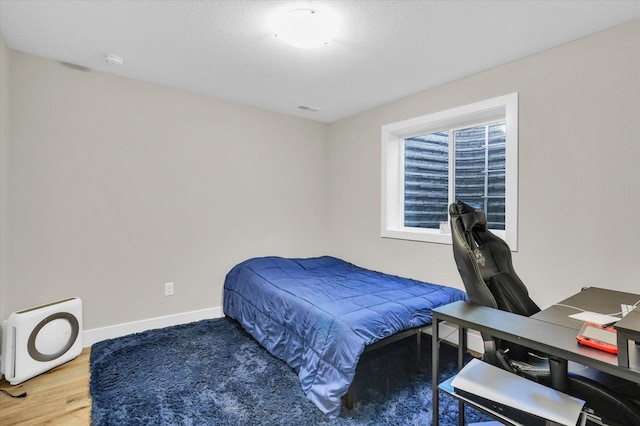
223, 256, 467, 418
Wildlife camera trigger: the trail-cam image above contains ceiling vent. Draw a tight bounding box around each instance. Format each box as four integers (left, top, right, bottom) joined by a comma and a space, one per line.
104, 54, 124, 66
297, 105, 320, 112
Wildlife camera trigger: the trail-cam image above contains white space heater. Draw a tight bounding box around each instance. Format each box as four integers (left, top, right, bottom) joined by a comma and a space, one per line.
1, 297, 83, 385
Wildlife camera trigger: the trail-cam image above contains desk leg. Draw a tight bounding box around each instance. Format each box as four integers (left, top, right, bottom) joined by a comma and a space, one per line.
458, 326, 466, 369
549, 356, 568, 393
458, 326, 466, 426
617, 332, 630, 368
432, 318, 440, 426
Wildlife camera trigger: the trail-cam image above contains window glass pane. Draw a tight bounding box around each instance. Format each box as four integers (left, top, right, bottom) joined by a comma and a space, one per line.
403, 131, 448, 229
454, 122, 506, 230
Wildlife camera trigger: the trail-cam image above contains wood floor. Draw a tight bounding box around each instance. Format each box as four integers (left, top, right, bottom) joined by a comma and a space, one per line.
0, 347, 91, 425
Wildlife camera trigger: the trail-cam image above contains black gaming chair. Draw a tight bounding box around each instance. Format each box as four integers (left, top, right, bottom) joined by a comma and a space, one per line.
449, 200, 640, 426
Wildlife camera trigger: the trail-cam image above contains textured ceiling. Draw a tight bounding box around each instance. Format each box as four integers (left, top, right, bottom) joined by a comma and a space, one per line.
1, 0, 639, 122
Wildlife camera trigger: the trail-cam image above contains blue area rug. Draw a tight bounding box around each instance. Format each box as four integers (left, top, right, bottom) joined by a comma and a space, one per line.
90, 317, 490, 425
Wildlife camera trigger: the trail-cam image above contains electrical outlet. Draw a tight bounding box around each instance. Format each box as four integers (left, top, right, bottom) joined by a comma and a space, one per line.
164, 282, 174, 296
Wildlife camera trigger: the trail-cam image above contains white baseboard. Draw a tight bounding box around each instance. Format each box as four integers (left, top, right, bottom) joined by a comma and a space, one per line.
422, 321, 484, 354
83, 306, 224, 347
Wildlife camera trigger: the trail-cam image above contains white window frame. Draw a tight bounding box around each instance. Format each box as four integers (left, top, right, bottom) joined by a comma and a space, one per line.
381, 93, 519, 250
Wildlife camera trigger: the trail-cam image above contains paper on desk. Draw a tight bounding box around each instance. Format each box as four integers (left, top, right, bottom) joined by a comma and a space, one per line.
568, 311, 620, 325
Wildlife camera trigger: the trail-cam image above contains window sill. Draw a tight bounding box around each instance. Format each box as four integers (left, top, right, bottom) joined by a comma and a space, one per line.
381, 228, 452, 245
381, 227, 511, 249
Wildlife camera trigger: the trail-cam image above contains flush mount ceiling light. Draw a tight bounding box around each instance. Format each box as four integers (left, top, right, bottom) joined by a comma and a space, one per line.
271, 8, 339, 48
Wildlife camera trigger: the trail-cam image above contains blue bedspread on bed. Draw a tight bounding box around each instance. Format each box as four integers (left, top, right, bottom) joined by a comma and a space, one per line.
223, 256, 467, 418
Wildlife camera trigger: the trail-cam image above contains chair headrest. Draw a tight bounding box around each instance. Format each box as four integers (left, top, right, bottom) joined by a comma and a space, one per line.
455, 200, 487, 232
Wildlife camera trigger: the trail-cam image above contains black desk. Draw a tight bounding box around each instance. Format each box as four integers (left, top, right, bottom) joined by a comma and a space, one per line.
431, 289, 640, 426
532, 287, 639, 330
532, 287, 640, 370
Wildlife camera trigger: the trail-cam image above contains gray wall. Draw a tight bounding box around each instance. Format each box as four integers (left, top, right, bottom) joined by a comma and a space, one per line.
0, 35, 9, 323
326, 19, 640, 308
4, 50, 328, 328
1, 19, 639, 331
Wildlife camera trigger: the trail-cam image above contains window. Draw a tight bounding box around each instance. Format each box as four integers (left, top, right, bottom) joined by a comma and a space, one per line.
381, 93, 518, 249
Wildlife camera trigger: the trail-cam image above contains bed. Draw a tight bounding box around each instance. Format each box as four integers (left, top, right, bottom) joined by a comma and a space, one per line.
223, 256, 467, 418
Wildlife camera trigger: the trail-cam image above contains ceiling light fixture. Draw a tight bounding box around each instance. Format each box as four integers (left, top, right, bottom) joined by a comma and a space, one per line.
271, 8, 339, 48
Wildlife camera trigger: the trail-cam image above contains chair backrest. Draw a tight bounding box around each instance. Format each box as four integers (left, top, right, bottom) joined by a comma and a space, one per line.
449, 200, 540, 317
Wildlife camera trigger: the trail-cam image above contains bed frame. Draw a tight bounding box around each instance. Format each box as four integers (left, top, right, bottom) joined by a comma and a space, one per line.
342, 326, 424, 409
